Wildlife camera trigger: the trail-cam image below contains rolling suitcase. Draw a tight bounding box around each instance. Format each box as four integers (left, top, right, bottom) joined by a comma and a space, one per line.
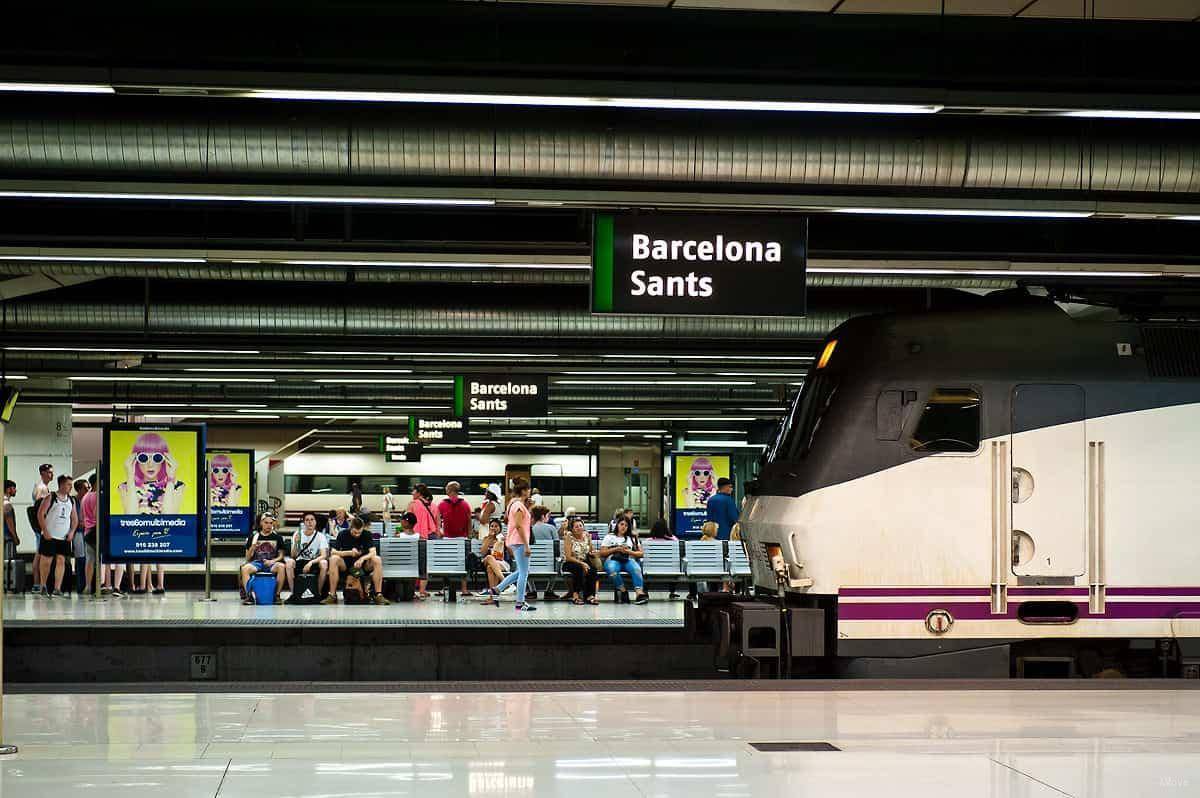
6, 556, 25, 593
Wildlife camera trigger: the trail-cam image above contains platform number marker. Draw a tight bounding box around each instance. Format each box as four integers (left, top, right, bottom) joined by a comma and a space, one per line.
190, 653, 216, 680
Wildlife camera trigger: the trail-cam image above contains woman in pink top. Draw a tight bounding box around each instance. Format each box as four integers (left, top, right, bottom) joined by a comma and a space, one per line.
407, 484, 439, 538
488, 477, 536, 612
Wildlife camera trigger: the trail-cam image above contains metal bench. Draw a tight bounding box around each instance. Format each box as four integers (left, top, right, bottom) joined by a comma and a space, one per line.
727, 540, 752, 593
378, 537, 420, 580
641, 539, 683, 582
426, 538, 468, 600
684, 540, 728, 579
525, 539, 561, 596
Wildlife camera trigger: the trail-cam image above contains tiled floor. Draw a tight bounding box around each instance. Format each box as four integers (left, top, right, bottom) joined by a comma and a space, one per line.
2, 687, 1199, 796
2, 589, 685, 627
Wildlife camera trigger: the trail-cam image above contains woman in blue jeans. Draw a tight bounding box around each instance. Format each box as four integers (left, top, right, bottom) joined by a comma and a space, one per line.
490, 477, 536, 612
599, 516, 649, 605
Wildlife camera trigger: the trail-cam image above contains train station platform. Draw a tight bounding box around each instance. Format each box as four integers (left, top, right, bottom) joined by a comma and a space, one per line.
1, 682, 1197, 797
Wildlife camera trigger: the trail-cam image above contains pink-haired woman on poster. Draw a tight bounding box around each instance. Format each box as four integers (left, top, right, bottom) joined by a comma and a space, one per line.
118, 432, 184, 596
208, 454, 243, 507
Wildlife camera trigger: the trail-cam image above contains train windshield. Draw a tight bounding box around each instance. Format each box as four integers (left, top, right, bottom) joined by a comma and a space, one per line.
768, 371, 838, 463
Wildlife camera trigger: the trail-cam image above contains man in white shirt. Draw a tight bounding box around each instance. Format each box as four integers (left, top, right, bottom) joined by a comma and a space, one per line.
288, 512, 329, 603
36, 474, 77, 598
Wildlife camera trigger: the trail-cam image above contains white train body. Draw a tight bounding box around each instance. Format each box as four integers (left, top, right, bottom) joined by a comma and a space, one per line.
741, 301, 1200, 663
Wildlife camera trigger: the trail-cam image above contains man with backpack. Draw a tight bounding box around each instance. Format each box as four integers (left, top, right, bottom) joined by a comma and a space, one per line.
35, 474, 77, 598
326, 516, 388, 605
27, 463, 53, 595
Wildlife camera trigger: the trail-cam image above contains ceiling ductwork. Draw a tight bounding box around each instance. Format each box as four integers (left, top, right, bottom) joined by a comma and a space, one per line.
0, 260, 1019, 290
1, 109, 1197, 195
1, 302, 846, 339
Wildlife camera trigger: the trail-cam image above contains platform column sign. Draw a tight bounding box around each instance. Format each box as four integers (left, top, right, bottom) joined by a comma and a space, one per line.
380, 435, 422, 463
454, 375, 548, 417
592, 212, 807, 317
206, 448, 254, 540
101, 423, 207, 564
671, 452, 731, 539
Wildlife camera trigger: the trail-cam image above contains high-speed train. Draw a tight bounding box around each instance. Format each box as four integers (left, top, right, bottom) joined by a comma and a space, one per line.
741, 293, 1200, 676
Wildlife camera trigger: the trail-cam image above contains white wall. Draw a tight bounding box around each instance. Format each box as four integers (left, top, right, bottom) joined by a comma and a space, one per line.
3, 404, 72, 552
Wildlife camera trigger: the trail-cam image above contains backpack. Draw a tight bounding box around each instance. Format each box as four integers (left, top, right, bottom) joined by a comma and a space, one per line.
26, 495, 49, 536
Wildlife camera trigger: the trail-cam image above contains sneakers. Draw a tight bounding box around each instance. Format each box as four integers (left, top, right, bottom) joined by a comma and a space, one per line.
513, 603, 538, 613
42, 589, 53, 600
320, 594, 338, 605
110, 589, 124, 599
633, 593, 650, 605
373, 594, 391, 606
152, 588, 165, 596
30, 585, 42, 595
100, 586, 111, 596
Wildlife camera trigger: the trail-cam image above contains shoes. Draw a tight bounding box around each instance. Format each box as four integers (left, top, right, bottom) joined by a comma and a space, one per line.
42, 589, 53, 600
633, 593, 650, 605
543, 591, 560, 600
30, 585, 42, 595
274, 596, 283, 605
110, 589, 124, 598
320, 594, 338, 605
152, 588, 165, 595
620, 591, 631, 605
514, 603, 537, 612
100, 586, 111, 596
242, 598, 255, 606
373, 594, 391, 606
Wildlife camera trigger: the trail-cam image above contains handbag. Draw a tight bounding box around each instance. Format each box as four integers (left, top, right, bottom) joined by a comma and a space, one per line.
290, 572, 321, 604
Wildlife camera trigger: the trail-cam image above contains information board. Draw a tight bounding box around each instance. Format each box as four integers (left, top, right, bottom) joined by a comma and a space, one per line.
670, 452, 731, 539
593, 212, 807, 317
454, 375, 548, 418
101, 423, 207, 563
381, 435, 423, 463
206, 448, 255, 540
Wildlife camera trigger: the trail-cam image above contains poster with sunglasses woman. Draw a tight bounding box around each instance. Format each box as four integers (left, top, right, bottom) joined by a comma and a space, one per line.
105, 425, 204, 563
205, 449, 254, 540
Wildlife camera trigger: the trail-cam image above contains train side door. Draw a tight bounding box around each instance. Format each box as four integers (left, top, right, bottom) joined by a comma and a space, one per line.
1010, 384, 1086, 578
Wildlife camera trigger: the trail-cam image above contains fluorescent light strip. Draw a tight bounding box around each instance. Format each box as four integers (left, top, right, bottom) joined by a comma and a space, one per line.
321, 444, 365, 449
297, 405, 374, 409
72, 403, 268, 409
628, 416, 755, 422
1, 375, 28, 380
9, 346, 261, 354
186, 367, 413, 374
1061, 109, 1200, 120
686, 441, 767, 448
282, 259, 588, 271
0, 255, 204, 263
684, 430, 750, 435
743, 406, 789, 412
0, 82, 114, 94
809, 266, 1160, 278
144, 413, 281, 420
715, 372, 808, 377
307, 350, 560, 358
372, 405, 448, 410
309, 415, 413, 421
68, 376, 274, 383
555, 379, 754, 386
603, 354, 812, 361
0, 190, 493, 206
560, 371, 677, 376
244, 88, 943, 115
833, 207, 1092, 219
312, 378, 452, 384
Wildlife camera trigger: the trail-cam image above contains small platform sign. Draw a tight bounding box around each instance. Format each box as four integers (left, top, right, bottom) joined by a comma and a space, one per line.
190, 653, 216, 680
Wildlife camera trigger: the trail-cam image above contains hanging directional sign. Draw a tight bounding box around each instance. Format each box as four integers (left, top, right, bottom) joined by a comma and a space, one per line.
454, 375, 548, 418
592, 212, 807, 317
408, 416, 470, 444
380, 435, 423, 463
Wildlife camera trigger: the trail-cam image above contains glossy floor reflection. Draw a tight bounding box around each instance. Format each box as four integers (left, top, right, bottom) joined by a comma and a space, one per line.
3, 688, 1200, 796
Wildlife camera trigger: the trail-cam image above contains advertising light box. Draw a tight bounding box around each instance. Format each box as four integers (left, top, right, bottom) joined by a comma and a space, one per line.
454, 374, 548, 418
592, 212, 807, 317
101, 423, 207, 564
207, 448, 255, 540
670, 452, 732, 539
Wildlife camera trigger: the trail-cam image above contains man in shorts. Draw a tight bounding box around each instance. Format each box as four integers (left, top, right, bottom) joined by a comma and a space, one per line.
326, 515, 388, 605
36, 475, 77, 598
3, 480, 18, 593
29, 463, 53, 595
240, 514, 286, 605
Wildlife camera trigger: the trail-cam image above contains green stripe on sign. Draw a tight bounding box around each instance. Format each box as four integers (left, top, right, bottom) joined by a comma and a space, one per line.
408, 417, 417, 440
454, 376, 465, 417
592, 213, 614, 313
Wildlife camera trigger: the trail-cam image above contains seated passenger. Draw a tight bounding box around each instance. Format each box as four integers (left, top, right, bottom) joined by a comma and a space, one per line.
563, 517, 598, 606
478, 518, 509, 606
393, 511, 421, 540
326, 515, 389, 605
599, 517, 648, 605
288, 512, 329, 602
241, 514, 286, 605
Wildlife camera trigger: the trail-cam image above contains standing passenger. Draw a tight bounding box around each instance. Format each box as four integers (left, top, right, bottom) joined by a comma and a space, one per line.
705, 478, 740, 540
3, 480, 18, 593
438, 481, 472, 596
71, 479, 89, 595
350, 482, 363, 515
478, 485, 501, 528
488, 477, 536, 612
382, 486, 395, 522
36, 475, 76, 598
29, 463, 53, 595
81, 474, 99, 596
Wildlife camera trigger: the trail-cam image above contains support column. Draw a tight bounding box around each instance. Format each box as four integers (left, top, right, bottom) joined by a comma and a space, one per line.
0, 420, 19, 754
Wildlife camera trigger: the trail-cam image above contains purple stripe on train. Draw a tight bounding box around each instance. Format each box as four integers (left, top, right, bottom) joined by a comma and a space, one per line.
840, 600, 1200, 622
840, 586, 1200, 598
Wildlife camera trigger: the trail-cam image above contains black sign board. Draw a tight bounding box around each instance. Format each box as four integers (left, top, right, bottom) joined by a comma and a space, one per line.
409, 416, 470, 444
593, 212, 807, 317
454, 375, 548, 418
381, 435, 423, 463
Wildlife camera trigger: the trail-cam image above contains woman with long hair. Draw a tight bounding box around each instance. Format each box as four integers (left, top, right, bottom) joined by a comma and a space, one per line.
208, 454, 242, 507
478, 517, 509, 606
488, 477, 536, 612
600, 516, 648, 605
407, 484, 439, 599
563, 517, 598, 606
